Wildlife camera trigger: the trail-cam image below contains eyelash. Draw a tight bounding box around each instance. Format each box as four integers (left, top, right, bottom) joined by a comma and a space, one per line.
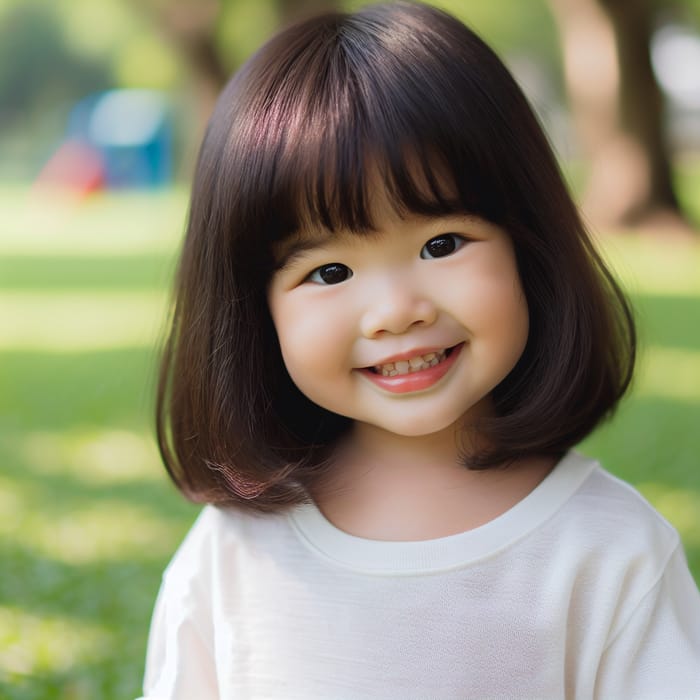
305, 233, 467, 286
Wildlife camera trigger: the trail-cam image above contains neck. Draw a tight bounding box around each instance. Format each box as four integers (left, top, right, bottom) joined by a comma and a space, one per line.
312, 422, 556, 541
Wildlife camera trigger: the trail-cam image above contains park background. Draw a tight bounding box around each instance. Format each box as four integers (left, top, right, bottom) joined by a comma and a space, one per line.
1, 0, 699, 697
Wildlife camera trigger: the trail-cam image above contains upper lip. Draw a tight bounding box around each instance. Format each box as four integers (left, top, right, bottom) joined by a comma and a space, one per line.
364, 344, 458, 368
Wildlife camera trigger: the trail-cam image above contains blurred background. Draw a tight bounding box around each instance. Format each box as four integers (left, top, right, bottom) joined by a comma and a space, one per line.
0, 0, 699, 697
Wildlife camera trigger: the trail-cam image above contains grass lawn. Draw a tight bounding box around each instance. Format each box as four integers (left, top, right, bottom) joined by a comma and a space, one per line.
1, 186, 699, 699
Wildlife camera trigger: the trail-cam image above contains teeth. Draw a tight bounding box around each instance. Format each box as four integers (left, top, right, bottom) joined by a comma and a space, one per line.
376, 349, 447, 376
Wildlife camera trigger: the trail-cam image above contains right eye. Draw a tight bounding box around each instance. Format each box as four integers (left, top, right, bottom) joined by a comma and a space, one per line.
420, 233, 465, 259
307, 263, 353, 285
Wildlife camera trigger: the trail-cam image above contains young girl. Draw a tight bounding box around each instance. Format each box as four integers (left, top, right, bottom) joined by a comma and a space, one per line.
141, 2, 700, 697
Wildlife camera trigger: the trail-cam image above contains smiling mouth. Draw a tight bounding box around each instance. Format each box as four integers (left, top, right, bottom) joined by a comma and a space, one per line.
368, 346, 458, 377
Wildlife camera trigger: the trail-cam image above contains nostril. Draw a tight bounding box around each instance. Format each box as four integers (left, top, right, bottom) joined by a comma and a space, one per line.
360, 296, 437, 338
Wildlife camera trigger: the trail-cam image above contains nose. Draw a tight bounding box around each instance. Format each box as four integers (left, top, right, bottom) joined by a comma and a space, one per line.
359, 277, 438, 338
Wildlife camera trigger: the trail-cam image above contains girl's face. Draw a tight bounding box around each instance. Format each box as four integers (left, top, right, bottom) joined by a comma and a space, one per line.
267, 196, 529, 440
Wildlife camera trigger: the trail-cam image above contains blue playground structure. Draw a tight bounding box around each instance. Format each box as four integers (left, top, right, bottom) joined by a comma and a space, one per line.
38, 89, 173, 192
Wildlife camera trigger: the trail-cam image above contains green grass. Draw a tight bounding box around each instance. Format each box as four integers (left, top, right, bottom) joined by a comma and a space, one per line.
0, 189, 199, 699
1, 186, 699, 699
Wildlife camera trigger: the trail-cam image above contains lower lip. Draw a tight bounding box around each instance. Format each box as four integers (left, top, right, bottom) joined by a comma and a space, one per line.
358, 344, 464, 394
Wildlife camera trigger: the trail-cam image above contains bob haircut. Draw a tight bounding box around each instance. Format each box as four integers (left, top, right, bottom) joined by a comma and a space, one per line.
157, 1, 635, 510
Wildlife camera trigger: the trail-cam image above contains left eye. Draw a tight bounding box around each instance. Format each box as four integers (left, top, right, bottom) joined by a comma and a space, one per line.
420, 234, 465, 259
307, 263, 353, 285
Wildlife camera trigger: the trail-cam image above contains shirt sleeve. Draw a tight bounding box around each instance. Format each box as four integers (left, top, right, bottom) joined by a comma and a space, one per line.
594, 545, 700, 699
136, 509, 221, 700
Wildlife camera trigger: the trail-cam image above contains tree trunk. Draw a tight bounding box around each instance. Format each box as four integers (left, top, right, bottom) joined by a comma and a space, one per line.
137, 0, 340, 127
145, 0, 227, 117
549, 0, 691, 231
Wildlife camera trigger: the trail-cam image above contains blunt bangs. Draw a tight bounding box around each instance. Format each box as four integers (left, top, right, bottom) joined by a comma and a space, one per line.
207, 1, 533, 255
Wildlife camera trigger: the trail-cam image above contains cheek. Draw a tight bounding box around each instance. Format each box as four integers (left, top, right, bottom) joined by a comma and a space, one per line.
460, 272, 529, 360
270, 296, 352, 385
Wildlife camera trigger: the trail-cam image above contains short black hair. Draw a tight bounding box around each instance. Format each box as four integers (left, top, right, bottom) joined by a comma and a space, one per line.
157, 1, 635, 510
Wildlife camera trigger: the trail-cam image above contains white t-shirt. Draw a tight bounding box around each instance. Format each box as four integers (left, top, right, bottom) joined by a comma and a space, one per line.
138, 452, 700, 699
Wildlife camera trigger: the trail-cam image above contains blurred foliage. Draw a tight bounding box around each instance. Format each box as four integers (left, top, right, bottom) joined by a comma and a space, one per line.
216, 1, 280, 68
0, 0, 560, 125
214, 0, 562, 72
3, 0, 700, 189
0, 3, 112, 127
0, 0, 184, 179
2, 0, 700, 139
0, 0, 183, 105
0, 0, 567, 184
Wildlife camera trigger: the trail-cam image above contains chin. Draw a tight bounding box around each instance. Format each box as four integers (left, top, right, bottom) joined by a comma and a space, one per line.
361, 410, 466, 438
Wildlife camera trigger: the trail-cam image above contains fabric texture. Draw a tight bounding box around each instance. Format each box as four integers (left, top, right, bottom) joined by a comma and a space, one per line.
138, 452, 700, 699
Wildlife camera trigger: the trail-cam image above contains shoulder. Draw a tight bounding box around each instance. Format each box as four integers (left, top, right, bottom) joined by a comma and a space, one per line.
566, 457, 680, 555
162, 504, 296, 587
531, 451, 679, 563
532, 454, 698, 648
546, 453, 685, 613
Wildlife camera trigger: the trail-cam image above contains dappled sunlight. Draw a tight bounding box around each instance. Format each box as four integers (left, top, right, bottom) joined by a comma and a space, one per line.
638, 483, 700, 547
635, 346, 700, 403
8, 502, 179, 565
0, 475, 31, 522
0, 606, 112, 677
21, 429, 163, 484
0, 291, 167, 351
1, 468, 177, 567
